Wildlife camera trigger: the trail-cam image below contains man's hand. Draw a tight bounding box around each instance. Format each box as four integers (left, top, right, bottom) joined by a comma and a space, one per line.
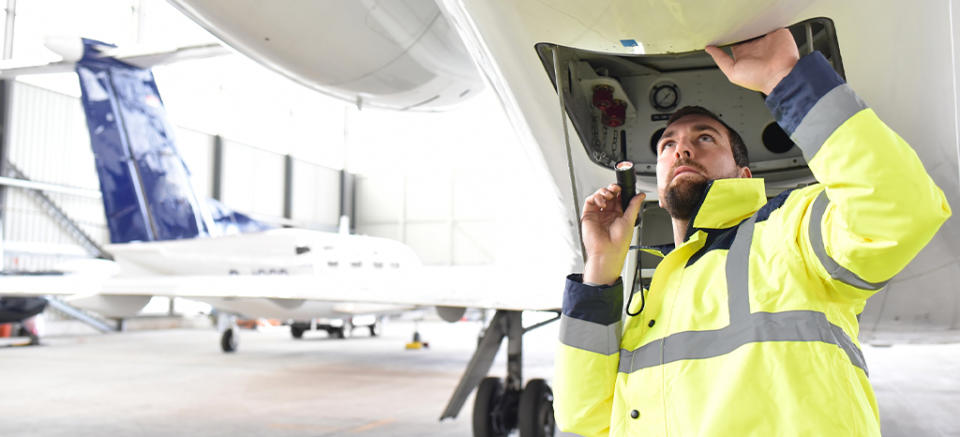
582, 184, 645, 285
705, 28, 800, 95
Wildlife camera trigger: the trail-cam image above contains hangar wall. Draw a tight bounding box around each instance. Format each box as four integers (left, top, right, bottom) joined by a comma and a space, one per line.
1, 81, 342, 271
0, 80, 496, 272
355, 169, 496, 266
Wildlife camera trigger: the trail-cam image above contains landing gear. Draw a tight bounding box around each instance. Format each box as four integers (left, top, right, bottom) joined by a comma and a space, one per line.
472, 377, 514, 437
518, 379, 555, 437
290, 324, 306, 339
220, 328, 237, 352
441, 310, 559, 437
332, 318, 353, 339
368, 317, 382, 337
217, 313, 239, 353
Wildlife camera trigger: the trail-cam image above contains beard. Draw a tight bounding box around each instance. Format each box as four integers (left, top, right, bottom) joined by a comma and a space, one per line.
663, 176, 709, 220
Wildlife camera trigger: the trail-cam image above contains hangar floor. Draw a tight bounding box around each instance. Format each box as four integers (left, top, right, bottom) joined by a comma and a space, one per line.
0, 318, 957, 436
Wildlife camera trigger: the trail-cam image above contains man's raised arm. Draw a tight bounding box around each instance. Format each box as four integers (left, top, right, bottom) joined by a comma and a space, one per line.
708, 28, 951, 295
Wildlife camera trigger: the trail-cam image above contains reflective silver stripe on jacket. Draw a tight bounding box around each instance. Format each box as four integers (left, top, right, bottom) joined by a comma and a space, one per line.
809, 191, 888, 290
560, 314, 621, 356
618, 206, 868, 375
791, 84, 868, 161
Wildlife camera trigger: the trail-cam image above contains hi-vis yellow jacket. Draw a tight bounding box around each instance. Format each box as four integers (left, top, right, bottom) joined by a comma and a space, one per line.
555, 52, 951, 436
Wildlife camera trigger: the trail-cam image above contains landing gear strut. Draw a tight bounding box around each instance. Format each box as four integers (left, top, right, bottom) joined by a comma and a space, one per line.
441, 310, 559, 437
332, 318, 353, 339
217, 313, 239, 353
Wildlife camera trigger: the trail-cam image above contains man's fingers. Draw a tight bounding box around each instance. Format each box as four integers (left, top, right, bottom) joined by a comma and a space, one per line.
624, 192, 646, 222
705, 45, 734, 77
583, 184, 628, 217
585, 190, 608, 211
583, 192, 601, 214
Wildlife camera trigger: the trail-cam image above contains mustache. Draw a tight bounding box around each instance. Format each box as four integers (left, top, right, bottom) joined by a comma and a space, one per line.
672, 159, 707, 175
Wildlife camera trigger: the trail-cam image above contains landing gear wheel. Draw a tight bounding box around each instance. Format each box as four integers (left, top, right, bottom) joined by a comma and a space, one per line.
220, 328, 238, 353
473, 377, 507, 437
518, 379, 555, 437
334, 319, 353, 339
368, 318, 382, 337
290, 325, 305, 339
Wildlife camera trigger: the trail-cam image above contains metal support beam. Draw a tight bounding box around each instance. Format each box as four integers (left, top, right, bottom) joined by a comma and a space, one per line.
0, 80, 9, 267
3, 0, 15, 59
0, 0, 16, 268
211, 134, 223, 200
339, 169, 356, 233
283, 154, 293, 222
505, 311, 523, 392
441, 310, 519, 421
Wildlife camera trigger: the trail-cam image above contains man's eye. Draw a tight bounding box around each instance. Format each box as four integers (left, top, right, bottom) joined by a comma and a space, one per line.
699, 134, 714, 142
661, 142, 675, 150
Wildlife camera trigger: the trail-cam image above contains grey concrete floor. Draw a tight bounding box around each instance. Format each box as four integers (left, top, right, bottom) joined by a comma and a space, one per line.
0, 318, 957, 436
0, 317, 556, 437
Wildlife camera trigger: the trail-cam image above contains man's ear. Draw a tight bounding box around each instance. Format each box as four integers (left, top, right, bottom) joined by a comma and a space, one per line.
739, 166, 753, 178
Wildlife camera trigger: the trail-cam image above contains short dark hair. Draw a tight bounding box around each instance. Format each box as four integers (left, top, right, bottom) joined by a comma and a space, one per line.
665, 106, 749, 168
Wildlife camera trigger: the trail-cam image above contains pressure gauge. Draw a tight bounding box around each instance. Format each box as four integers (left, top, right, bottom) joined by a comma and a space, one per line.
650, 82, 680, 112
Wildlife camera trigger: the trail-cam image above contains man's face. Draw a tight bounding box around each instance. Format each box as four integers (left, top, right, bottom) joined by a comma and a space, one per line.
655, 114, 750, 220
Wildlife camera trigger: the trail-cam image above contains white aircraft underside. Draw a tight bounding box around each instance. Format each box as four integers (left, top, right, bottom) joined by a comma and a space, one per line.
157, 0, 960, 340
167, 0, 484, 111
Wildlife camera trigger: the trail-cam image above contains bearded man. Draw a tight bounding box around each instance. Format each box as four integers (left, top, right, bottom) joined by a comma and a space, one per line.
554, 28, 951, 436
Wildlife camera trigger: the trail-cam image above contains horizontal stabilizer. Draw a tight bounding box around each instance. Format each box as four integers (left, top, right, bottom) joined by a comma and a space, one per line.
0, 37, 228, 78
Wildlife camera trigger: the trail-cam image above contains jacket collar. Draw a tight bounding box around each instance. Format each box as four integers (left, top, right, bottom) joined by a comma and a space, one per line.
684, 178, 766, 241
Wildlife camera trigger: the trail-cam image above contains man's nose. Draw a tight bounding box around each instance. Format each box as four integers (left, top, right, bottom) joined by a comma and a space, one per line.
673, 139, 694, 159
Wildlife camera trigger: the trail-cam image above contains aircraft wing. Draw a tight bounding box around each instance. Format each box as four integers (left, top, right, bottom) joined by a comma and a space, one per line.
0, 266, 564, 312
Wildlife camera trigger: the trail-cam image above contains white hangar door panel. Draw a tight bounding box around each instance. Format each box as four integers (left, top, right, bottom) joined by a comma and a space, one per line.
355, 170, 494, 266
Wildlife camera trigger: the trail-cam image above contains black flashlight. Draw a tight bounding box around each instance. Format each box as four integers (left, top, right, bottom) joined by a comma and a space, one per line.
616, 161, 641, 226
615, 161, 636, 212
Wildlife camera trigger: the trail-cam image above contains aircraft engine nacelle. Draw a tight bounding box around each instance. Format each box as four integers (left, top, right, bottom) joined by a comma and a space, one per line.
168, 0, 484, 111
435, 305, 467, 323
66, 295, 153, 319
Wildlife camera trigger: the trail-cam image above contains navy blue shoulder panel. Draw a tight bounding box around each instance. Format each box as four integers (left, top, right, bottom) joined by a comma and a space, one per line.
685, 188, 796, 267
685, 226, 738, 267
755, 188, 796, 223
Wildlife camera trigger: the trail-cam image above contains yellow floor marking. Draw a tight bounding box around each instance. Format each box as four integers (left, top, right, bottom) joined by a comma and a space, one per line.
349, 418, 397, 433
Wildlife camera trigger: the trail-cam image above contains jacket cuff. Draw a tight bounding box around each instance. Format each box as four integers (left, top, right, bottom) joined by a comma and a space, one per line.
562, 274, 623, 325
765, 51, 867, 161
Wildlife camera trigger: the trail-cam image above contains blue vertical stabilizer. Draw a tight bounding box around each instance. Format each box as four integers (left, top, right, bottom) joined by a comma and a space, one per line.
75, 39, 268, 243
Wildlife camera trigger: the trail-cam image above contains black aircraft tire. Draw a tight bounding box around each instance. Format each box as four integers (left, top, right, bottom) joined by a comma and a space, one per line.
518, 379, 555, 437
337, 319, 353, 339
291, 325, 305, 339
220, 328, 237, 353
473, 377, 507, 437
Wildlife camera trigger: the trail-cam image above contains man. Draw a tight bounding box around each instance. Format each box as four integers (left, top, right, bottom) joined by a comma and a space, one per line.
554, 28, 951, 436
